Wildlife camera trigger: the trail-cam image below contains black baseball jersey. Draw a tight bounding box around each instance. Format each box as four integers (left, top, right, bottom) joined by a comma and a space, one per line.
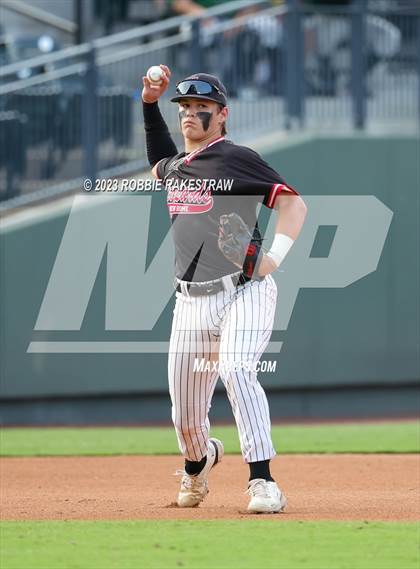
156, 136, 298, 282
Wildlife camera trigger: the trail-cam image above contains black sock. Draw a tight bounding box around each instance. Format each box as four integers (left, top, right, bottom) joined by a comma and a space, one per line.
185, 456, 207, 475
249, 460, 274, 482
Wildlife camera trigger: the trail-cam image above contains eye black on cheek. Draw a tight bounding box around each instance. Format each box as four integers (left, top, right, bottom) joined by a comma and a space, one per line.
196, 111, 212, 131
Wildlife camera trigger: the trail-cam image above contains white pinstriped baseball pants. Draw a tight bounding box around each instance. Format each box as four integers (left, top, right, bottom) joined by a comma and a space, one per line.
168, 274, 277, 463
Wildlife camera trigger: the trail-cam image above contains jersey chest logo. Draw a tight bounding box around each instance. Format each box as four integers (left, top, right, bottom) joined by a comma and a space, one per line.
167, 183, 213, 215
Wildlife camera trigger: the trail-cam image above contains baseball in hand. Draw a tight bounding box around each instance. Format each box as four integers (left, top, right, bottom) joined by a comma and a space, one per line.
147, 66, 164, 85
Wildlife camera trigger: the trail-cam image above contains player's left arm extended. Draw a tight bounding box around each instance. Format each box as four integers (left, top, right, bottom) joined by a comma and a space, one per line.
258, 193, 307, 277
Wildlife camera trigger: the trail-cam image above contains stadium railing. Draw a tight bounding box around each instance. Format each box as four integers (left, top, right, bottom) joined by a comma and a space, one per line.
0, 0, 418, 208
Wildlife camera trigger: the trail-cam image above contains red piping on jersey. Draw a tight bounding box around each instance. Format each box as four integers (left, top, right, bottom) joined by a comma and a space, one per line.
155, 136, 224, 180
267, 183, 298, 208
183, 136, 225, 165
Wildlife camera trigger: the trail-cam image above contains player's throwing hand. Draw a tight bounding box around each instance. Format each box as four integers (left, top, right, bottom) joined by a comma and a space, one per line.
141, 64, 171, 104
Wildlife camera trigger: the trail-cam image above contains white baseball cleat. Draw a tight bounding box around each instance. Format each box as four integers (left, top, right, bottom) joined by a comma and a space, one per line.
246, 479, 287, 514
176, 438, 224, 508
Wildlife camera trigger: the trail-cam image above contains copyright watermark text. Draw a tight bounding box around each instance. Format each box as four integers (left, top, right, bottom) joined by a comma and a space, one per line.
83, 177, 234, 193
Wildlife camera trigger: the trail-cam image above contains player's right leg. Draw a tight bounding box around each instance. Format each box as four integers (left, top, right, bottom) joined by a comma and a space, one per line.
168, 292, 221, 461
168, 291, 223, 507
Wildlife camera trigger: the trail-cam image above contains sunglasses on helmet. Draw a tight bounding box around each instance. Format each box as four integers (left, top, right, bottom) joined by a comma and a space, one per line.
175, 80, 223, 97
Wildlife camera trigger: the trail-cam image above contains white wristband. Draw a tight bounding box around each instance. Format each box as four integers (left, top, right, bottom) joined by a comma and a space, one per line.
266, 233, 294, 267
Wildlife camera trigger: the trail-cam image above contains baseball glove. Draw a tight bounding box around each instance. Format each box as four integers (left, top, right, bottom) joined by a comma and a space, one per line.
218, 213, 264, 280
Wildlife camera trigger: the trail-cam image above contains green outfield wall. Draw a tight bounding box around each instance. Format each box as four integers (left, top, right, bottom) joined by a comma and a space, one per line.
0, 134, 419, 423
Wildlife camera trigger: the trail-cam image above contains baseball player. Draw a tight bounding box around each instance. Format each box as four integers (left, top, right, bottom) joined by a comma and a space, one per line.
142, 65, 307, 513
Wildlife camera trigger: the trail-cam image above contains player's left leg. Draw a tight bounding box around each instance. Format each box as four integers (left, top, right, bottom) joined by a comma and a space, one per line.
218, 274, 287, 513
218, 275, 277, 463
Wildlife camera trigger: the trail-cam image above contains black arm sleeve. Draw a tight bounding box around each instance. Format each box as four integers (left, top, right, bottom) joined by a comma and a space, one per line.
142, 101, 178, 167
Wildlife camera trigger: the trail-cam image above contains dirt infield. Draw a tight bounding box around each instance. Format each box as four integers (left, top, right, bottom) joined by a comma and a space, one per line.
1, 455, 419, 521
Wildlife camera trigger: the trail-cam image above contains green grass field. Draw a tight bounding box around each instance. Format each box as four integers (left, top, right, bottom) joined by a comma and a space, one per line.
1, 421, 419, 569
1, 420, 419, 456
1, 521, 418, 569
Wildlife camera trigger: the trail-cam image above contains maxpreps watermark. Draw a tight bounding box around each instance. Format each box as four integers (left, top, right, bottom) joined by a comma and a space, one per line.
83, 178, 234, 193
193, 358, 277, 373
28, 195, 393, 354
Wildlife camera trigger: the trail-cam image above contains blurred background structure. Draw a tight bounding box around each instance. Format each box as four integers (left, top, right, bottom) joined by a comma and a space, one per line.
0, 0, 418, 204
0, 0, 419, 425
